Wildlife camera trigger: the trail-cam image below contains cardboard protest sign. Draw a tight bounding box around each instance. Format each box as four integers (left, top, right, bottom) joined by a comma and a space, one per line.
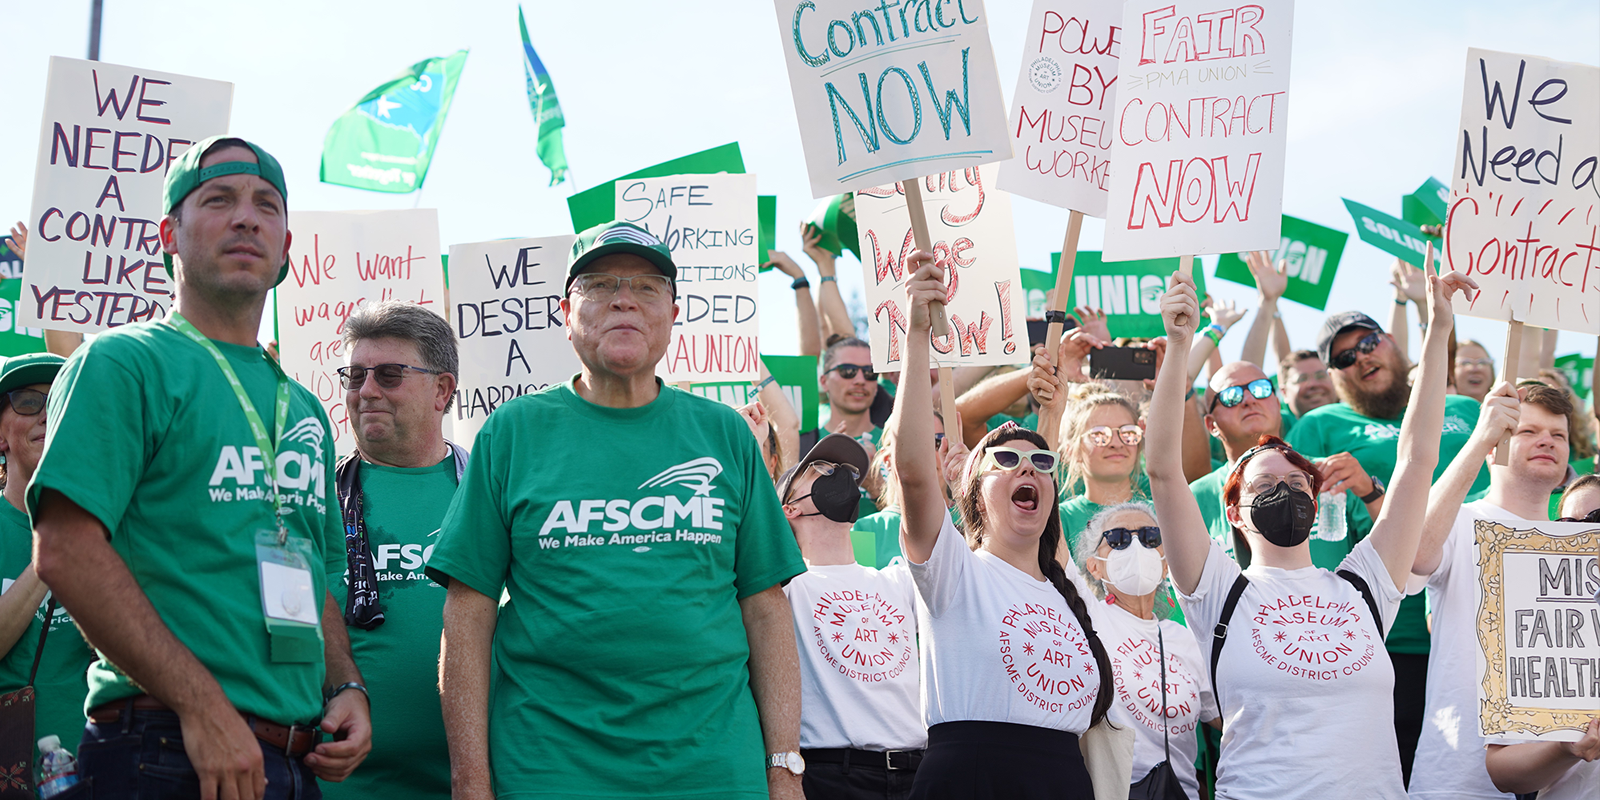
1473, 519, 1600, 743
567, 143, 745, 233
0, 243, 46, 357
689, 354, 821, 431
1445, 50, 1600, 333
448, 235, 579, 450
615, 174, 761, 382
1059, 250, 1195, 339
21, 56, 232, 333
275, 209, 446, 455
856, 164, 1026, 371
773, 0, 1013, 197
1102, 1, 1294, 260
1214, 215, 1348, 310
999, 0, 1123, 216
1553, 353, 1593, 401
1403, 177, 1449, 227
1342, 198, 1440, 269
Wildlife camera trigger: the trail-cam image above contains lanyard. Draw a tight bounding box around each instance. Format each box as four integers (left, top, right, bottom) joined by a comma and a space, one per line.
168, 312, 293, 543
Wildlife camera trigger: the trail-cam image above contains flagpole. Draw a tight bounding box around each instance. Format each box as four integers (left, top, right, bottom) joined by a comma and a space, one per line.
88, 0, 103, 61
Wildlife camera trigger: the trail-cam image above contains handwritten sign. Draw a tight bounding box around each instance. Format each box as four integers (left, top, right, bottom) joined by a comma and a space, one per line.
1446, 50, 1600, 333
856, 163, 1026, 371
615, 173, 760, 382
998, 0, 1123, 215
276, 210, 445, 456
1214, 215, 1348, 310
1060, 250, 1195, 338
689, 354, 822, 431
1473, 520, 1600, 743
0, 242, 46, 357
772, 0, 1013, 197
21, 56, 232, 333
448, 235, 578, 450
1102, 1, 1293, 260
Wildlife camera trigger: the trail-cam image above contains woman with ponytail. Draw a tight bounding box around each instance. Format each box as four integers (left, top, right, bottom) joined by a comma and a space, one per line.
893, 251, 1113, 800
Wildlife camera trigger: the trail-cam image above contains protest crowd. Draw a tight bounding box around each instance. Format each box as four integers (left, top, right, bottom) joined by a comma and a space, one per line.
1, 3, 1598, 800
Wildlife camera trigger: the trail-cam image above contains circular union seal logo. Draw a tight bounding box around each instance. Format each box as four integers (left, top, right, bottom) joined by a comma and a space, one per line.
1248, 592, 1379, 683
1029, 56, 1063, 93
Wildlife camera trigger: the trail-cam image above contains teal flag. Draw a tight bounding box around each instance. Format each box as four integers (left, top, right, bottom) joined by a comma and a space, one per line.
1342, 198, 1441, 268
518, 6, 568, 186
1402, 177, 1449, 228
1215, 216, 1349, 311
320, 50, 469, 193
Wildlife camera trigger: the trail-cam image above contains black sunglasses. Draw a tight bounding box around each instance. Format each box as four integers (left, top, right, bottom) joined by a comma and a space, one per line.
1330, 331, 1382, 370
1557, 508, 1600, 523
2, 388, 47, 417
336, 363, 444, 391
1101, 526, 1162, 550
826, 363, 877, 381
1209, 378, 1275, 412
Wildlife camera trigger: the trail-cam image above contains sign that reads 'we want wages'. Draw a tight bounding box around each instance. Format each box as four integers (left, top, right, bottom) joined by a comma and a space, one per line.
1103, 1, 1293, 260
23, 56, 232, 333
857, 163, 1027, 372
773, 0, 1012, 197
1446, 50, 1600, 334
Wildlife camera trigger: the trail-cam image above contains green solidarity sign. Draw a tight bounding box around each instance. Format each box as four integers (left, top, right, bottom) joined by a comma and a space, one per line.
689, 354, 820, 431
1055, 251, 1201, 339
320, 51, 469, 193
804, 193, 859, 260
1342, 198, 1442, 269
1215, 215, 1349, 310
0, 243, 46, 357
1554, 353, 1593, 401
1402, 177, 1449, 228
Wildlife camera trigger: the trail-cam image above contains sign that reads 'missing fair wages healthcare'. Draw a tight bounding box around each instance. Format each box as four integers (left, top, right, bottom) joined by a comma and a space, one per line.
1446, 50, 1600, 334
23, 56, 232, 333
1103, 1, 1293, 260
615, 174, 761, 383
773, 0, 1013, 197
856, 164, 1027, 372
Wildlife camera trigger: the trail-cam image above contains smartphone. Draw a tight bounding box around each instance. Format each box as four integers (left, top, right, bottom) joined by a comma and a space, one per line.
1089, 346, 1157, 381
1026, 317, 1079, 349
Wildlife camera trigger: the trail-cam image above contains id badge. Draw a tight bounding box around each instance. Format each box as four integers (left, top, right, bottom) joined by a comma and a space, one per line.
255, 529, 323, 663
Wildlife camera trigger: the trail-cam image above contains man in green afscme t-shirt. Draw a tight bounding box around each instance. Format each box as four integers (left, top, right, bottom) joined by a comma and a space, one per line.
430, 221, 807, 800
29, 136, 371, 797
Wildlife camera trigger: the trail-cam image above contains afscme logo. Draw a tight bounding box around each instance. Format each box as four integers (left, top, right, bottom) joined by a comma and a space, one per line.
207, 418, 330, 498
540, 457, 727, 537
283, 417, 326, 463
638, 457, 722, 496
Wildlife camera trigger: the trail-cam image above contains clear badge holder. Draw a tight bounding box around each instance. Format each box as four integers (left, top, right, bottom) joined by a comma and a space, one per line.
255, 528, 324, 663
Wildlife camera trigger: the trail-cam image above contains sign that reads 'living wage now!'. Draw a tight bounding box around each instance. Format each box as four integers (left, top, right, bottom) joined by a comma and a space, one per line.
1102, 1, 1293, 260
22, 56, 232, 333
1214, 215, 1348, 310
773, 0, 1013, 197
999, 0, 1123, 216
1446, 50, 1600, 334
615, 174, 760, 383
276, 210, 445, 456
856, 164, 1027, 372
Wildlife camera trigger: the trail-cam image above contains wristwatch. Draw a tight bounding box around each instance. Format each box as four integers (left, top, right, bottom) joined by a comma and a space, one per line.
767, 751, 805, 776
324, 681, 369, 705
1359, 476, 1386, 504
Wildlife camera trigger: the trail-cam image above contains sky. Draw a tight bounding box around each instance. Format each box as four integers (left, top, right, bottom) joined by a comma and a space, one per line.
2, 0, 1597, 371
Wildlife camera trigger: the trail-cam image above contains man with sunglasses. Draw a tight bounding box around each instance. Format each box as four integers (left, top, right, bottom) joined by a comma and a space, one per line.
429, 221, 806, 800
801, 336, 883, 520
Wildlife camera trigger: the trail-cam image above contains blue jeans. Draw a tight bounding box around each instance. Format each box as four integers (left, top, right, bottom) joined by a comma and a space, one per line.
77, 708, 320, 800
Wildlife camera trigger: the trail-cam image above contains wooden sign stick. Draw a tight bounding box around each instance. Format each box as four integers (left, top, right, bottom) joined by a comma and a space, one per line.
1174, 255, 1195, 329
900, 179, 959, 422
1495, 316, 1523, 466
1043, 210, 1086, 364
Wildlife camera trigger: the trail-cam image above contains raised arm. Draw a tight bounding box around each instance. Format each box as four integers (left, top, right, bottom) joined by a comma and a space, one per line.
1413, 382, 1516, 576
1270, 313, 1292, 364
956, 368, 1032, 448
766, 251, 821, 357
1145, 273, 1213, 594
1188, 297, 1243, 383
755, 361, 802, 474
802, 224, 855, 342
891, 250, 951, 565
1181, 392, 1214, 483
1239, 252, 1287, 369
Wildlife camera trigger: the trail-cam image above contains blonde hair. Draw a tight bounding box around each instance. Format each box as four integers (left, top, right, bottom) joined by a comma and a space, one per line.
1061, 383, 1144, 494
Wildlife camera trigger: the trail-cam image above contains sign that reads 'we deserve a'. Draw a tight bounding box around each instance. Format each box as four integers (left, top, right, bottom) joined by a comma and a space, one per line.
773, 0, 1013, 197
22, 56, 232, 333
1103, 1, 1293, 260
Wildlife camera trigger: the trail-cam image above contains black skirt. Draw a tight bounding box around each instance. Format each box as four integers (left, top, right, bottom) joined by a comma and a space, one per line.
908, 720, 1094, 800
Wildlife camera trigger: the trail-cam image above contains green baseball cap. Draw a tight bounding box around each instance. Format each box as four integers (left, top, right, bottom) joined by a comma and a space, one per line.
162, 135, 291, 286
0, 353, 66, 398
566, 221, 677, 293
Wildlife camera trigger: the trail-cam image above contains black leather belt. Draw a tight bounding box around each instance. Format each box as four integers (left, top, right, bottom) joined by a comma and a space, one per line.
802, 747, 924, 771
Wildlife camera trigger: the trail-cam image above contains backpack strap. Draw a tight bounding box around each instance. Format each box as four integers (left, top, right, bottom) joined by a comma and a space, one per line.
1209, 574, 1250, 694
27, 597, 57, 687
1337, 569, 1385, 637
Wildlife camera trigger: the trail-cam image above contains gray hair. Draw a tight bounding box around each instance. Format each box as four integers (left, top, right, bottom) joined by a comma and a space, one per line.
343, 300, 459, 411
1073, 500, 1160, 602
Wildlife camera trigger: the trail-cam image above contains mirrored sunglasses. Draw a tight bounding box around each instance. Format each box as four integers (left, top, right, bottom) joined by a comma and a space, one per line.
1330, 331, 1382, 370
1085, 425, 1143, 447
1209, 378, 1276, 411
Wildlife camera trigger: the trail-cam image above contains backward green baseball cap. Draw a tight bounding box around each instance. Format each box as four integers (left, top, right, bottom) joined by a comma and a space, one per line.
566, 221, 677, 293
162, 135, 291, 286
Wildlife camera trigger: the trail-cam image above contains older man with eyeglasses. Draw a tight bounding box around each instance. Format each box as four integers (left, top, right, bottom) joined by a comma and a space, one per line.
428, 221, 807, 800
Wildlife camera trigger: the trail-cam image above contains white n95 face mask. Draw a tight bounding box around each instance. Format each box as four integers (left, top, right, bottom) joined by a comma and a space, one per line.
1097, 543, 1166, 597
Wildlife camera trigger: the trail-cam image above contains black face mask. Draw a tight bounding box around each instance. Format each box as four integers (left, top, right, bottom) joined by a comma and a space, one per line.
791, 469, 861, 524
1246, 481, 1316, 547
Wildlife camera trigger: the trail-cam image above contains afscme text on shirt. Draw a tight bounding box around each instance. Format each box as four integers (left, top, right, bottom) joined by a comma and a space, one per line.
206, 443, 328, 514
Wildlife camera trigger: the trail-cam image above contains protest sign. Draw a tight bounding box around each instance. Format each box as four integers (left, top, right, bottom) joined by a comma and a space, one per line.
772, 0, 1013, 197
615, 173, 761, 382
805, 193, 860, 259
0, 243, 46, 357
1473, 519, 1600, 743
999, 0, 1123, 217
1102, 1, 1294, 261
1342, 198, 1441, 269
1214, 215, 1348, 310
448, 235, 579, 450
689, 354, 821, 431
855, 164, 1026, 372
567, 143, 745, 233
21, 56, 232, 333
1403, 177, 1449, 228
275, 209, 446, 455
1445, 50, 1600, 334
1059, 250, 1195, 339
1553, 353, 1592, 401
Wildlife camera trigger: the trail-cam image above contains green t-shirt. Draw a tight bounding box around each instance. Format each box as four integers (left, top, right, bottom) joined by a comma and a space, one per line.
1286, 395, 1485, 654
851, 507, 904, 568
1188, 461, 1372, 571
0, 500, 93, 759
28, 321, 343, 723
325, 457, 459, 800
425, 380, 805, 799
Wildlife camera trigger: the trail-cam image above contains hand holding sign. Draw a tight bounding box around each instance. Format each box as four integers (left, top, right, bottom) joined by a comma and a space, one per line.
1161, 272, 1200, 344
1471, 382, 1521, 457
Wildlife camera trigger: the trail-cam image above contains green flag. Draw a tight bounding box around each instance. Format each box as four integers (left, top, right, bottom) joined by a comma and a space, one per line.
0, 241, 46, 357
1342, 198, 1441, 268
320, 50, 469, 193
518, 6, 568, 186
804, 194, 860, 260
1555, 353, 1593, 401
1056, 251, 1204, 339
1214, 216, 1349, 310
1402, 177, 1449, 228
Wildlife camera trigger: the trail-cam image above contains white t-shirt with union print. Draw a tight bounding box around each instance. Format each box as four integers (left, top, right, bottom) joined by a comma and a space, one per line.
907, 515, 1100, 733
786, 560, 926, 751
1177, 539, 1405, 800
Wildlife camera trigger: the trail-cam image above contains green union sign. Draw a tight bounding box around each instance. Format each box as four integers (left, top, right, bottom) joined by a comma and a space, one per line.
1214, 215, 1349, 310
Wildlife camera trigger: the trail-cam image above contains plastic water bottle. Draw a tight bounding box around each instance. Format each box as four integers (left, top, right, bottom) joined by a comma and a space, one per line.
1312, 491, 1348, 542
35, 735, 80, 798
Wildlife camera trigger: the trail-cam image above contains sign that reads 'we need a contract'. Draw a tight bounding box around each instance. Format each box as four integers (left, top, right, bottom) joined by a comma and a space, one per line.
1103, 1, 1293, 260
773, 0, 1013, 197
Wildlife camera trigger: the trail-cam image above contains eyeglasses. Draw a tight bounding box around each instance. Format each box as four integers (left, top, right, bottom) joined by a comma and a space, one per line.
978, 446, 1060, 474
571, 273, 674, 302
1557, 507, 1600, 523
2, 389, 47, 416
1084, 425, 1143, 447
1243, 472, 1314, 497
1209, 378, 1276, 412
1288, 369, 1330, 385
1101, 526, 1162, 550
1457, 357, 1494, 368
808, 460, 861, 480
336, 363, 444, 391
1330, 331, 1383, 370
826, 363, 877, 381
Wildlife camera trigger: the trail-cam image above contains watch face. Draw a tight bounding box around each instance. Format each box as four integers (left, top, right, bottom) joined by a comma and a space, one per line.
786, 752, 805, 775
